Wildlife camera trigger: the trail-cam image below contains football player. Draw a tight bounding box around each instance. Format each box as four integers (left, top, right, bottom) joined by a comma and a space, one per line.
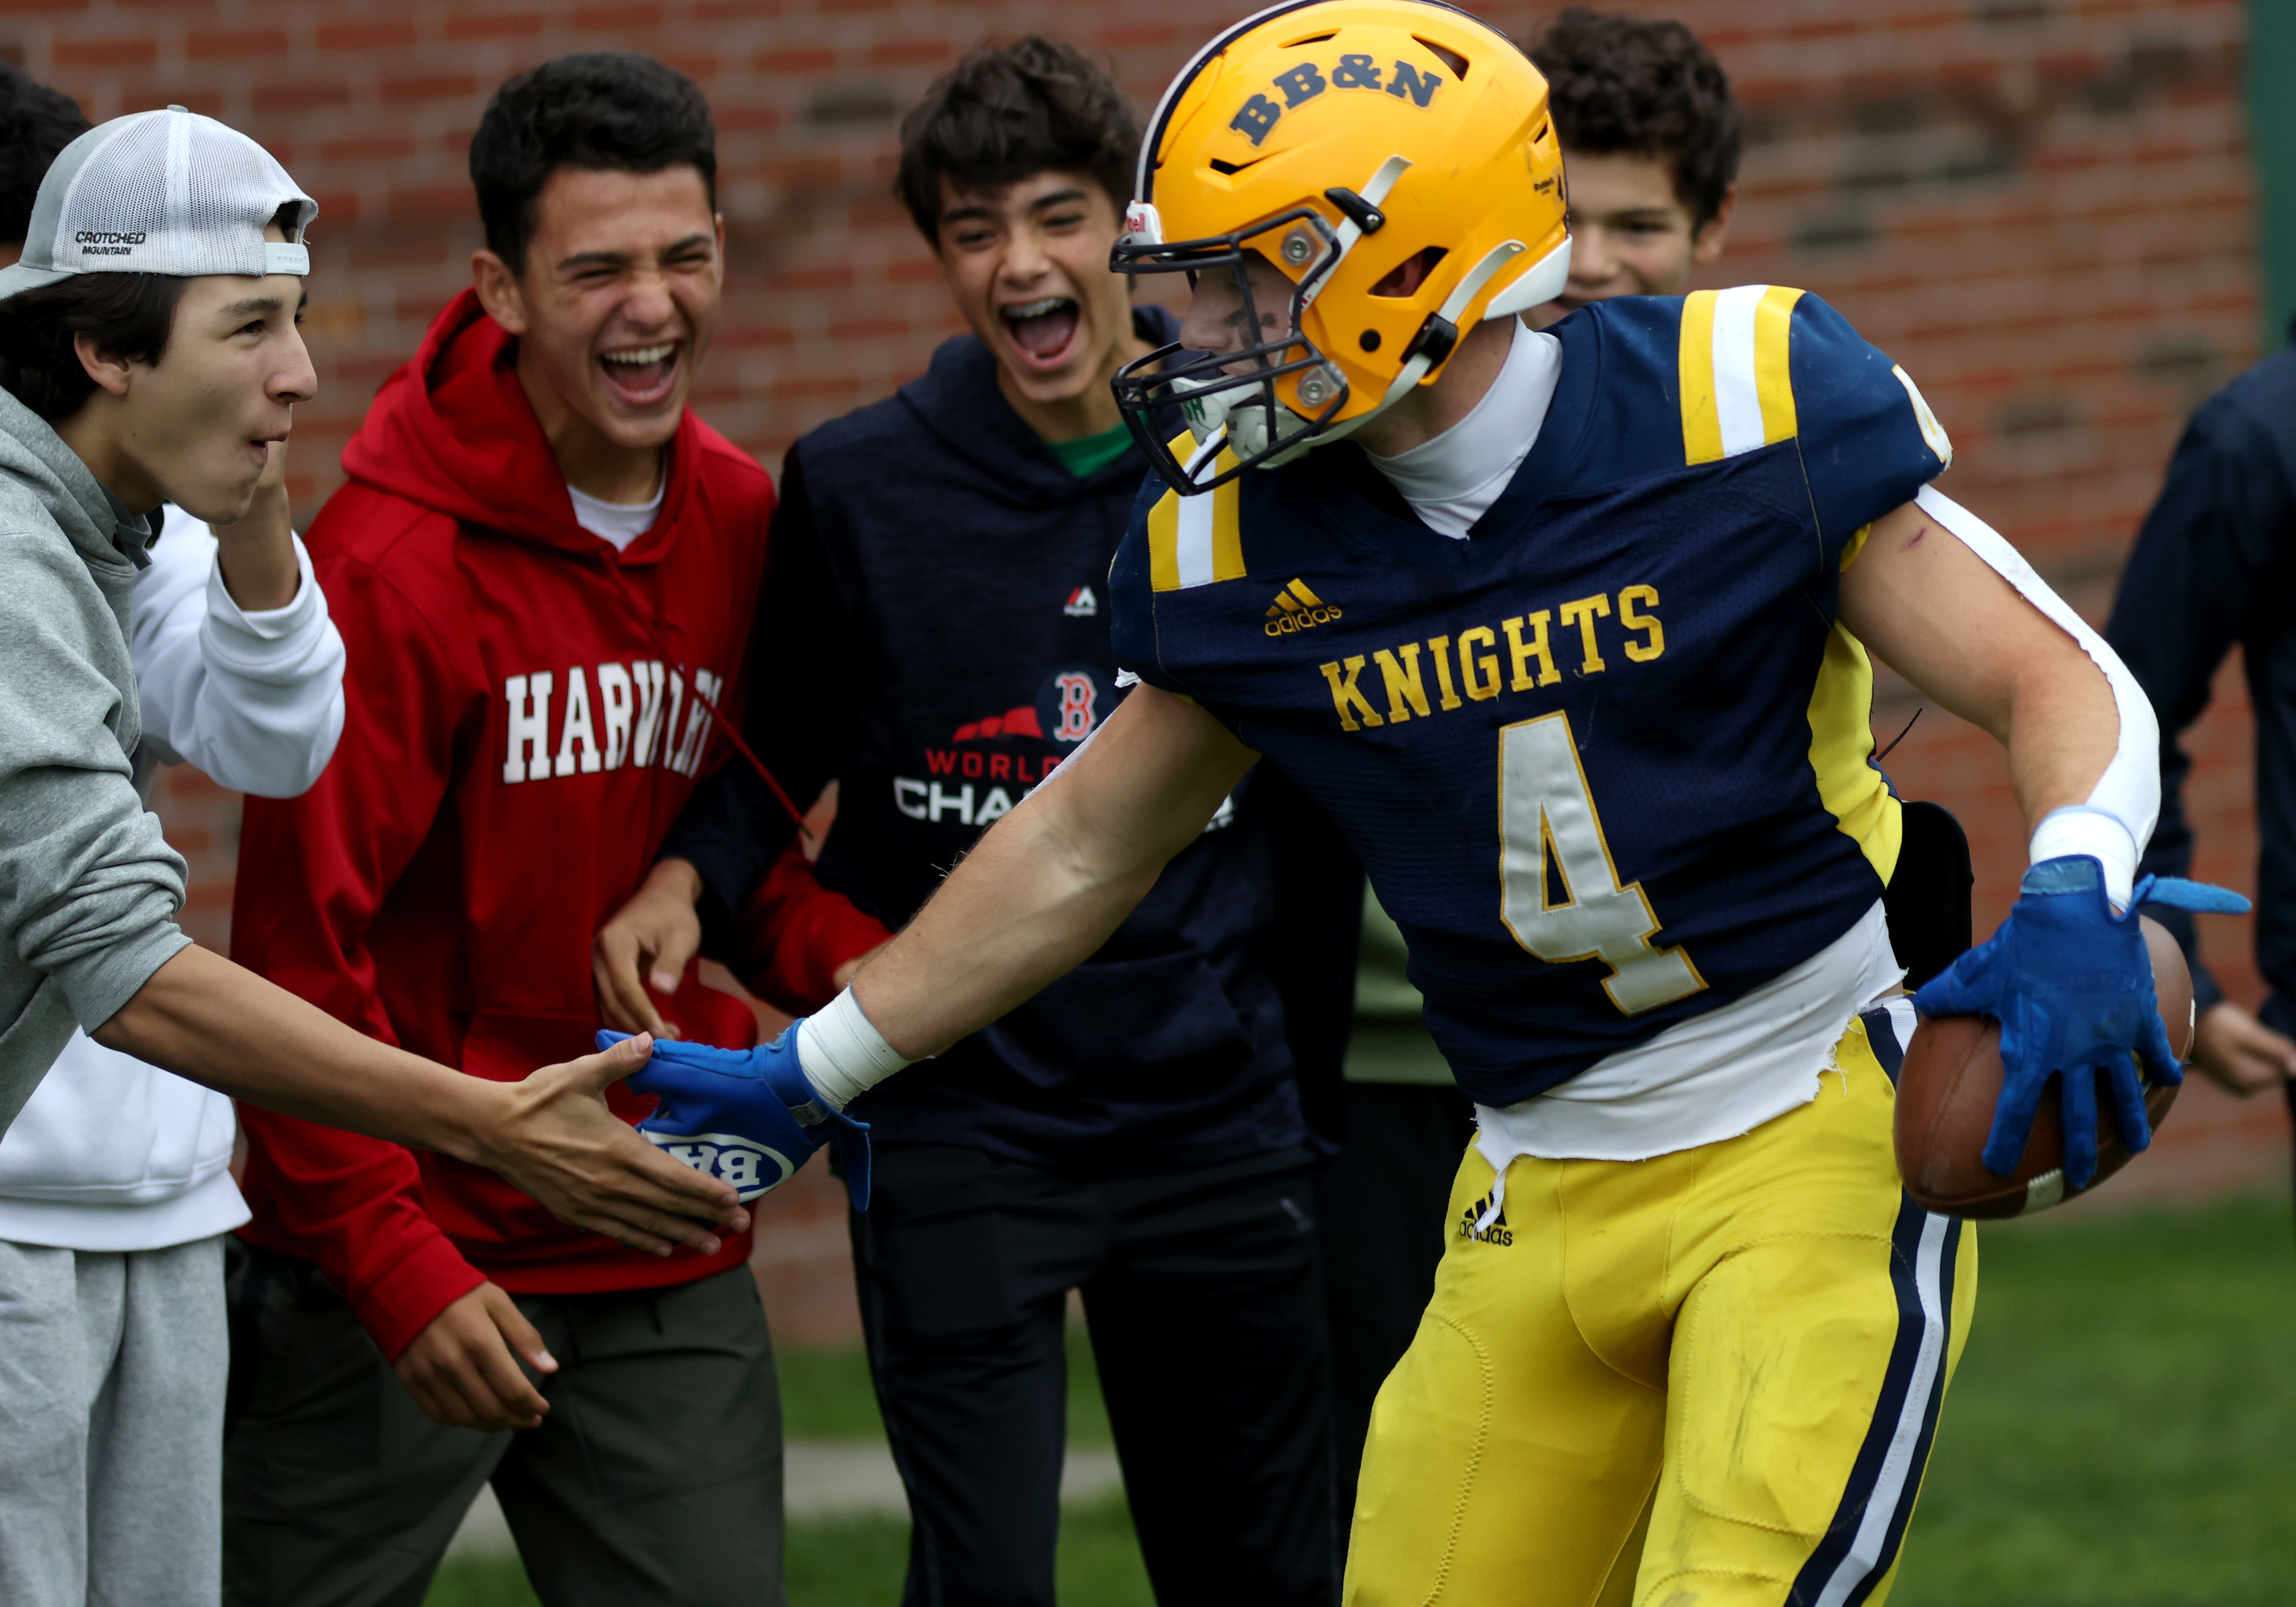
622, 3, 2227, 1599
1318, 5, 1750, 1526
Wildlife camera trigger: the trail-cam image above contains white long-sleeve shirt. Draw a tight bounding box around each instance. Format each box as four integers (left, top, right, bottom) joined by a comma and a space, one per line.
0, 514, 345, 1252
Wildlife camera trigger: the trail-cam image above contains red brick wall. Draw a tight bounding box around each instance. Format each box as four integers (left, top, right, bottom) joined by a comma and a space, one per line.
15, 0, 2282, 1336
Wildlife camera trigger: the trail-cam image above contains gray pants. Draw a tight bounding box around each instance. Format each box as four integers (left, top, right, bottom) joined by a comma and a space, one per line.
222, 1252, 786, 1607
0, 1234, 230, 1607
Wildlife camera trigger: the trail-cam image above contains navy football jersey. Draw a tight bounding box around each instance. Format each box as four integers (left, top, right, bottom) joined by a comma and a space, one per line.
1110, 288, 1954, 1109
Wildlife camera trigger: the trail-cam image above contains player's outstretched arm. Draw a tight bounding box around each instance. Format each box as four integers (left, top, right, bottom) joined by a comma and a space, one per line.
610, 686, 1260, 1207
854, 684, 1258, 1055
1842, 489, 2245, 1186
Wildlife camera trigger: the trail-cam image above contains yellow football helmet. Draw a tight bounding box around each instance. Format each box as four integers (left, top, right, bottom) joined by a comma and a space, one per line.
1111, 0, 1571, 493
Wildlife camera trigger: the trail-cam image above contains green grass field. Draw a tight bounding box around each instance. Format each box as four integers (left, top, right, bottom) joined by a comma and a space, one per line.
428, 1194, 2296, 1607
773, 1329, 1118, 1447
1892, 1194, 2296, 1606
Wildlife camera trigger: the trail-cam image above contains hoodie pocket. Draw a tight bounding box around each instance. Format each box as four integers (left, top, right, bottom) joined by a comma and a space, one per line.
456, 1007, 678, 1125
457, 1010, 600, 1086
432, 1010, 639, 1252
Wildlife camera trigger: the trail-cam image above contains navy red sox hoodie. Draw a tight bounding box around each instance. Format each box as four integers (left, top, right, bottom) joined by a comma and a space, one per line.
230, 291, 801, 1360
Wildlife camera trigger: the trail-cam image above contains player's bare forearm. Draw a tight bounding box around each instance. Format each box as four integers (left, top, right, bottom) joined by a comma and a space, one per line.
1841, 498, 2119, 836
850, 685, 1258, 1058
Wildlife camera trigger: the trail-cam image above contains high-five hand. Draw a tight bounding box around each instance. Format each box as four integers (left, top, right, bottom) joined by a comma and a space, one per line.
602, 1026, 872, 1210
476, 1031, 752, 1255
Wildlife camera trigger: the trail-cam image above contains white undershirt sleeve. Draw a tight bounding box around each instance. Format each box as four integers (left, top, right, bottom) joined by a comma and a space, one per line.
130, 518, 348, 799
1912, 485, 2158, 907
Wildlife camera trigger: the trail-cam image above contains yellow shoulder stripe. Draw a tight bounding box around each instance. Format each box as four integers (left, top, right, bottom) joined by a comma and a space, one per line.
1678, 290, 1721, 463
1147, 428, 1247, 592
1679, 285, 1805, 465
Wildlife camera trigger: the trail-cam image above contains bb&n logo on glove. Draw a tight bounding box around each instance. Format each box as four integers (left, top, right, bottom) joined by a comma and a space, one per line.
639, 1129, 798, 1200
597, 1026, 872, 1211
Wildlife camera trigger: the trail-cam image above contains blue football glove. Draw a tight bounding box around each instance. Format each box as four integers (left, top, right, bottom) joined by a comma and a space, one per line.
1911, 856, 2248, 1190
599, 1027, 871, 1211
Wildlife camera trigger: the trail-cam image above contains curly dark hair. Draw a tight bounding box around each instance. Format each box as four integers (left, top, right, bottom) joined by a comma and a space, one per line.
1529, 9, 1742, 229
895, 37, 1140, 242
0, 64, 91, 249
470, 52, 717, 275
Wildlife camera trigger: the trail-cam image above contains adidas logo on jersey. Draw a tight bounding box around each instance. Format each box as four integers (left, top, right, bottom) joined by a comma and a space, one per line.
1265, 579, 1342, 637
1064, 585, 1098, 617
643, 1130, 796, 1201
1459, 1194, 1513, 1246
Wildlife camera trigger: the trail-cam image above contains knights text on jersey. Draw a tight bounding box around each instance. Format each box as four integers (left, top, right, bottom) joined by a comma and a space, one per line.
1109, 288, 1952, 1109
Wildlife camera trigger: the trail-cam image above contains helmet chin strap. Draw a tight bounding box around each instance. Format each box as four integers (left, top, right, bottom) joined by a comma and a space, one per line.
1299, 155, 1414, 313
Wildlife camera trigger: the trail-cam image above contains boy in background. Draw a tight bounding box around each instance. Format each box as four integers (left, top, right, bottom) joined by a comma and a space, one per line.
222, 56, 789, 1607
1319, 6, 1743, 1516
2104, 348, 2296, 1139
1530, 8, 1739, 323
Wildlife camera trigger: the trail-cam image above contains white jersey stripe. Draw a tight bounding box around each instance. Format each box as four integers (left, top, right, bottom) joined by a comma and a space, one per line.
1915, 485, 2158, 907
1879, 995, 1918, 1059
1710, 283, 1770, 456
1175, 488, 1215, 589
1814, 1210, 1952, 1607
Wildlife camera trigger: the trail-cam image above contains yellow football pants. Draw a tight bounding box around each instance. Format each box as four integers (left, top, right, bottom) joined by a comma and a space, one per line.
1345, 1015, 1978, 1607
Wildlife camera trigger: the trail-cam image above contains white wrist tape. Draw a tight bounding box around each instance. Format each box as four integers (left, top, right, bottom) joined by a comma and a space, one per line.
797, 989, 911, 1111
2028, 805, 2140, 911
1912, 486, 2159, 912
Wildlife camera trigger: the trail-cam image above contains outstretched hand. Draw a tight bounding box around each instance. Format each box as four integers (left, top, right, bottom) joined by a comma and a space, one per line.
605, 1026, 872, 1211
476, 1031, 750, 1255
1914, 858, 2249, 1189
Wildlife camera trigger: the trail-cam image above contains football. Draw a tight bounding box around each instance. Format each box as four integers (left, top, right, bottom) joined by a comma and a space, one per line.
1894, 916, 2195, 1219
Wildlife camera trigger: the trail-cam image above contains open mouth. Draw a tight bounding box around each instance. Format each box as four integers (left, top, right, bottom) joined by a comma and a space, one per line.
999, 296, 1081, 368
599, 341, 683, 407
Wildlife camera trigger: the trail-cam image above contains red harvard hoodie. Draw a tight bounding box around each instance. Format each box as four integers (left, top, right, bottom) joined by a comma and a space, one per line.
232, 291, 776, 1360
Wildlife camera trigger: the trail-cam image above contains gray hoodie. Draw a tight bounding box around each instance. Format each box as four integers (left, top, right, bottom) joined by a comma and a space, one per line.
0, 385, 190, 1132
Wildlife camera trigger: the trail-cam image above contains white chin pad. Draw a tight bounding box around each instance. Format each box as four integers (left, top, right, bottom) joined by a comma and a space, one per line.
1172, 371, 1237, 441
1483, 238, 1573, 319
1174, 373, 1319, 469
1226, 398, 1321, 463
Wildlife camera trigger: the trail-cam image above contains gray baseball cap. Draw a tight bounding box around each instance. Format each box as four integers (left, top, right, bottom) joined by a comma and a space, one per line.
0, 104, 316, 301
